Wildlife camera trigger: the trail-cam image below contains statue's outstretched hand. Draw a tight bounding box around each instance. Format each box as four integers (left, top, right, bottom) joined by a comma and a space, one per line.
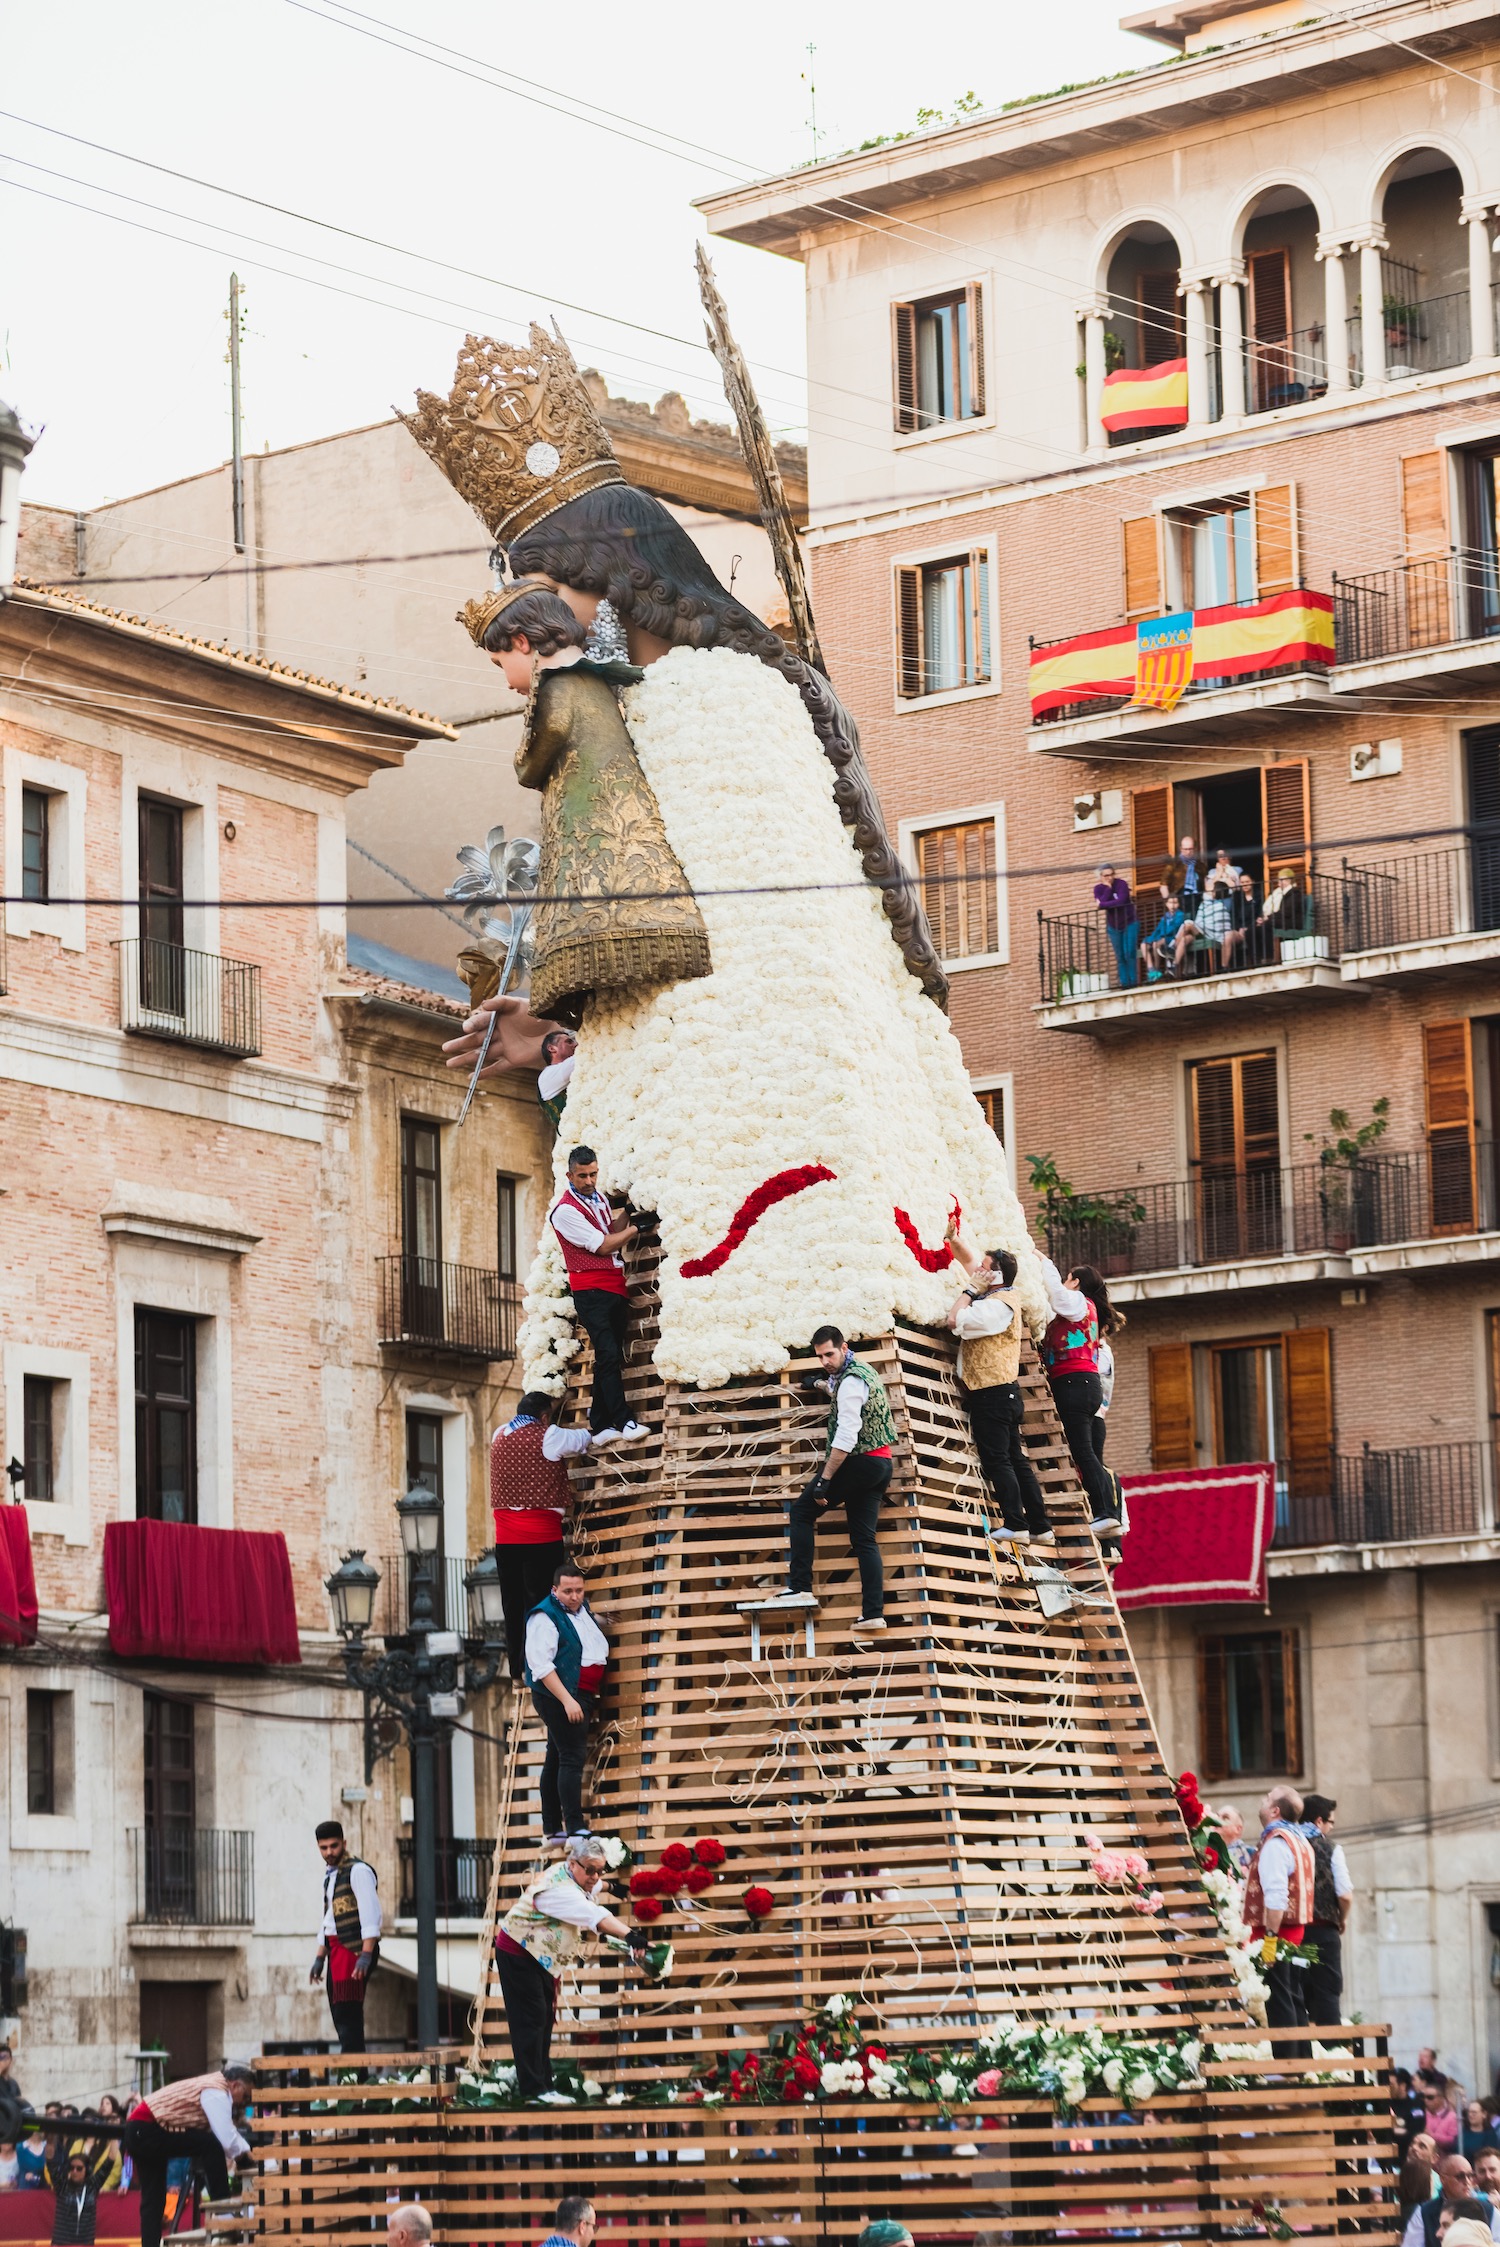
441, 996, 509, 1081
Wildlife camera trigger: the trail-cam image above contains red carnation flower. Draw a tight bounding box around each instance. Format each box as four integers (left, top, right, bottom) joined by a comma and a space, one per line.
1201, 1843, 1220, 1870
693, 1837, 727, 1868
629, 1868, 660, 1898
743, 1885, 774, 1921
683, 1864, 715, 1893
632, 1897, 664, 1922
792, 2056, 820, 2090
660, 1841, 694, 1876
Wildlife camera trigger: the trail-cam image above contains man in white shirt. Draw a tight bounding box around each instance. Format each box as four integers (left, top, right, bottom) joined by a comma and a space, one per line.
548, 1145, 649, 1449
311, 1820, 383, 2052
537, 1031, 577, 1138
496, 1835, 642, 2102
525, 1564, 611, 1843
121, 2066, 253, 2247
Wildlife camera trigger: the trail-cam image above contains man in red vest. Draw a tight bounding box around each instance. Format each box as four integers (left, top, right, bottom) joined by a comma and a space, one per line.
491, 1391, 593, 1681
1245, 1783, 1316, 2052
548, 1146, 649, 1448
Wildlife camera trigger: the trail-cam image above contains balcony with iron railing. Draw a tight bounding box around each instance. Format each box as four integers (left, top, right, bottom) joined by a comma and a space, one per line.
1346, 286, 1472, 384
129, 1826, 254, 1926
1339, 835, 1500, 981
1333, 549, 1500, 673
375, 1551, 489, 1639
116, 938, 262, 1058
1039, 1138, 1500, 1296
376, 1256, 520, 1362
1271, 1441, 1492, 1554
396, 1836, 493, 1920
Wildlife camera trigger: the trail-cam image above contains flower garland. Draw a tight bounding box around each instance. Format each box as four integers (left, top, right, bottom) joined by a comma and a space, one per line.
518, 648, 1052, 1392
679, 1164, 837, 1279
627, 1833, 734, 1918
1082, 1830, 1164, 1917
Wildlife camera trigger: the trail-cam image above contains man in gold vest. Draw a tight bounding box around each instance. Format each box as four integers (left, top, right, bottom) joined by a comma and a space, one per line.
947, 1244, 1055, 1545
121, 2066, 252, 2247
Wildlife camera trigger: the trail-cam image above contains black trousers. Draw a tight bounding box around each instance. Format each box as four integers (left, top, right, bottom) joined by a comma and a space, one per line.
121, 2119, 230, 2247
495, 1943, 557, 2101
531, 1684, 595, 1836
1265, 1952, 1311, 2057
328, 1993, 367, 2052
571, 1288, 630, 1434
1048, 1372, 1117, 1518
965, 1382, 1051, 1533
498, 1539, 565, 1681
788, 1453, 890, 1617
1304, 1924, 1344, 2026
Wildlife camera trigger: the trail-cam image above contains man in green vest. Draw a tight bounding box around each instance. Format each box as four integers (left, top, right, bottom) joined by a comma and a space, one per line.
762, 1324, 896, 1638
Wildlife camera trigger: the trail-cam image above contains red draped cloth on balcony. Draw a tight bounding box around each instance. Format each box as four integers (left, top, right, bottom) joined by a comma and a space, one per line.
0, 1506, 39, 1644
104, 1519, 301, 1663
1112, 1463, 1275, 1610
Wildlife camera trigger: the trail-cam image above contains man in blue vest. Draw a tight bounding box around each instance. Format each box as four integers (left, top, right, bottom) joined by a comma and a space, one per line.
525, 1563, 610, 1843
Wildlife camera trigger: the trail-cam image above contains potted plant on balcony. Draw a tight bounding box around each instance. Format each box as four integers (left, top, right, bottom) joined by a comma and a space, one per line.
1027, 1154, 1146, 1277
1304, 1098, 1390, 1253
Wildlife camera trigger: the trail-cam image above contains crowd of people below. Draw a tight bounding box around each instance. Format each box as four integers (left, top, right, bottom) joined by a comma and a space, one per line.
1093, 834, 1311, 990
1395, 2053, 1500, 2247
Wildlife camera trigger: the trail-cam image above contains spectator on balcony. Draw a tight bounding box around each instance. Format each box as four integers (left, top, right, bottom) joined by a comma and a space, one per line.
1260, 864, 1306, 948
1092, 867, 1139, 990
311, 1820, 381, 2054
1229, 872, 1263, 964
1299, 1790, 1352, 2026
526, 1562, 609, 1843
492, 1391, 593, 1683
1141, 885, 1196, 982
1164, 835, 1204, 909
1197, 879, 1236, 971
549, 1146, 649, 1448
1210, 845, 1244, 889
1038, 1257, 1123, 1538
537, 1030, 577, 1139
944, 1237, 1054, 1547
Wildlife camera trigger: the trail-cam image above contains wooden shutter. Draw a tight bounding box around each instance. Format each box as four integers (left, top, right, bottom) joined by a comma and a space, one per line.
896, 564, 923, 697
1137, 268, 1182, 362
1400, 450, 1448, 557
1123, 515, 1161, 619
919, 819, 997, 961
966, 282, 985, 417
1190, 1057, 1238, 1175
1148, 1343, 1196, 1470
1423, 1018, 1476, 1231
968, 548, 992, 683
1252, 483, 1298, 596
1282, 1327, 1332, 1501
1247, 249, 1290, 344
1239, 1051, 1280, 1169
1198, 1637, 1229, 1782
892, 301, 919, 433
1130, 782, 1172, 901
1261, 758, 1311, 880
1280, 1626, 1303, 1776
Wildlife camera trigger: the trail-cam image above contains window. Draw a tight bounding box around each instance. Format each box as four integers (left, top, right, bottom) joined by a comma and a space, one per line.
975, 1086, 1005, 1143
1165, 497, 1254, 610
142, 1691, 196, 1918
401, 1118, 444, 1338
406, 1410, 444, 1500
21, 788, 50, 903
22, 1375, 57, 1500
1188, 1050, 1281, 1261
1199, 1628, 1301, 1780
138, 796, 186, 1014
896, 552, 992, 698
135, 1309, 197, 1523
496, 1176, 518, 1282
26, 1689, 71, 1815
916, 818, 999, 962
1135, 267, 1183, 364
892, 283, 985, 432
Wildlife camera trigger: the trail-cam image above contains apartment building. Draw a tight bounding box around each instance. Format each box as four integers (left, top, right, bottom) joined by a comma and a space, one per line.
703, 0, 1500, 2079
0, 580, 548, 2095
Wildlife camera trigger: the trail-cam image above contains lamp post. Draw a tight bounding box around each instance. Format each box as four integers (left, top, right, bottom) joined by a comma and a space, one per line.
0, 400, 37, 599
325, 1494, 505, 2050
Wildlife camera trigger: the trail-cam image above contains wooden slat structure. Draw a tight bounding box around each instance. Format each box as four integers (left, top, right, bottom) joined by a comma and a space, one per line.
253, 2034, 1397, 2247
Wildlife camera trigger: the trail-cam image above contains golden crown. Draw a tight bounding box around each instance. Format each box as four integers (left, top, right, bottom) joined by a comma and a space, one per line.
457, 575, 559, 647
401, 324, 625, 547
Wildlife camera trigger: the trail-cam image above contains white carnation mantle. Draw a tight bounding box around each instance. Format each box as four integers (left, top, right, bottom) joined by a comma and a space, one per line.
519, 646, 1046, 1391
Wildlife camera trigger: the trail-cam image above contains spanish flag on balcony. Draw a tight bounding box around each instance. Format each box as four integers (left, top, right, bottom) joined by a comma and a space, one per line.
1100, 357, 1189, 432
1028, 590, 1336, 721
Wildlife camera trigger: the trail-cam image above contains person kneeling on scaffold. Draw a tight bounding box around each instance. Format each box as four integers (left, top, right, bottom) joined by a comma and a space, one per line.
762, 1324, 894, 1640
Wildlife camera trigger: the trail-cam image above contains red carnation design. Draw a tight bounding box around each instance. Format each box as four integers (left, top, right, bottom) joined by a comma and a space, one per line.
693, 1837, 727, 1868
792, 2056, 820, 2090
894, 1197, 961, 1272
1202, 1844, 1221, 1871
660, 1842, 694, 1876
632, 1897, 663, 1922
742, 1885, 774, 1921
629, 1868, 660, 1898
683, 1864, 715, 1894
679, 1166, 837, 1280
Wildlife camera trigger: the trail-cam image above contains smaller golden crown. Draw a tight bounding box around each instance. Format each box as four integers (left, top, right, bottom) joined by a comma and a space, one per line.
402, 324, 625, 546
457, 575, 560, 647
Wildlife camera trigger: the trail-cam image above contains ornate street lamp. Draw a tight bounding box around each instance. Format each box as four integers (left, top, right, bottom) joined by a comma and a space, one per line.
328, 1498, 503, 2051
0, 401, 37, 600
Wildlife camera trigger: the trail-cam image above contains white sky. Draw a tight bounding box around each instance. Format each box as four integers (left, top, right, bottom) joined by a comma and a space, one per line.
3, 0, 1158, 511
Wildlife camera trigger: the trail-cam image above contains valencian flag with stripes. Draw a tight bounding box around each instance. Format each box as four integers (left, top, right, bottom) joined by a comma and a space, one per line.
1130, 610, 1194, 712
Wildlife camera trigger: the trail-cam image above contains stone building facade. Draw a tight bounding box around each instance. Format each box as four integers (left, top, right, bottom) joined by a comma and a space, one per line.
704, 0, 1500, 2083
0, 583, 548, 2095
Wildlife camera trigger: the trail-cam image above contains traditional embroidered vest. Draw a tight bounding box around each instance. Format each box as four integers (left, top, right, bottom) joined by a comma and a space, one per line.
538, 1085, 568, 1139
523, 1593, 606, 1693
501, 1860, 597, 1978
327, 1856, 376, 1948
491, 1418, 571, 1519
550, 1188, 626, 1296
1042, 1297, 1100, 1377
144, 2072, 233, 2133
957, 1287, 1022, 1391
827, 1358, 897, 1456
1304, 1827, 1341, 1927
1243, 1821, 1316, 1937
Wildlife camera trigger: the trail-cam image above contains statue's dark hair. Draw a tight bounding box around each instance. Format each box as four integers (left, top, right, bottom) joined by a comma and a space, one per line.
508, 483, 946, 1002
482, 587, 587, 659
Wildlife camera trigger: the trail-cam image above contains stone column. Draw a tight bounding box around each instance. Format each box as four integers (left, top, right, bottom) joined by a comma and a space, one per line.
1182, 278, 1211, 425
1317, 235, 1351, 392
1217, 268, 1246, 418
1077, 300, 1110, 449
1357, 232, 1388, 387
1462, 198, 1496, 361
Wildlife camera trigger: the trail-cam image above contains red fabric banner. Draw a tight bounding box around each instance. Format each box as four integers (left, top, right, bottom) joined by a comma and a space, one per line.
0, 1505, 39, 1644
1113, 1463, 1275, 1610
104, 1519, 302, 1663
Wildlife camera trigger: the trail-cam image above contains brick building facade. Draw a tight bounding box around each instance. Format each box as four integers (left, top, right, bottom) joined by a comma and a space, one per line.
705, 0, 1500, 2080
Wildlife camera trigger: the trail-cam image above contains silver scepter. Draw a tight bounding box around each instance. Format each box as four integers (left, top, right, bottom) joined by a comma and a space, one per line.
445, 825, 541, 1126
